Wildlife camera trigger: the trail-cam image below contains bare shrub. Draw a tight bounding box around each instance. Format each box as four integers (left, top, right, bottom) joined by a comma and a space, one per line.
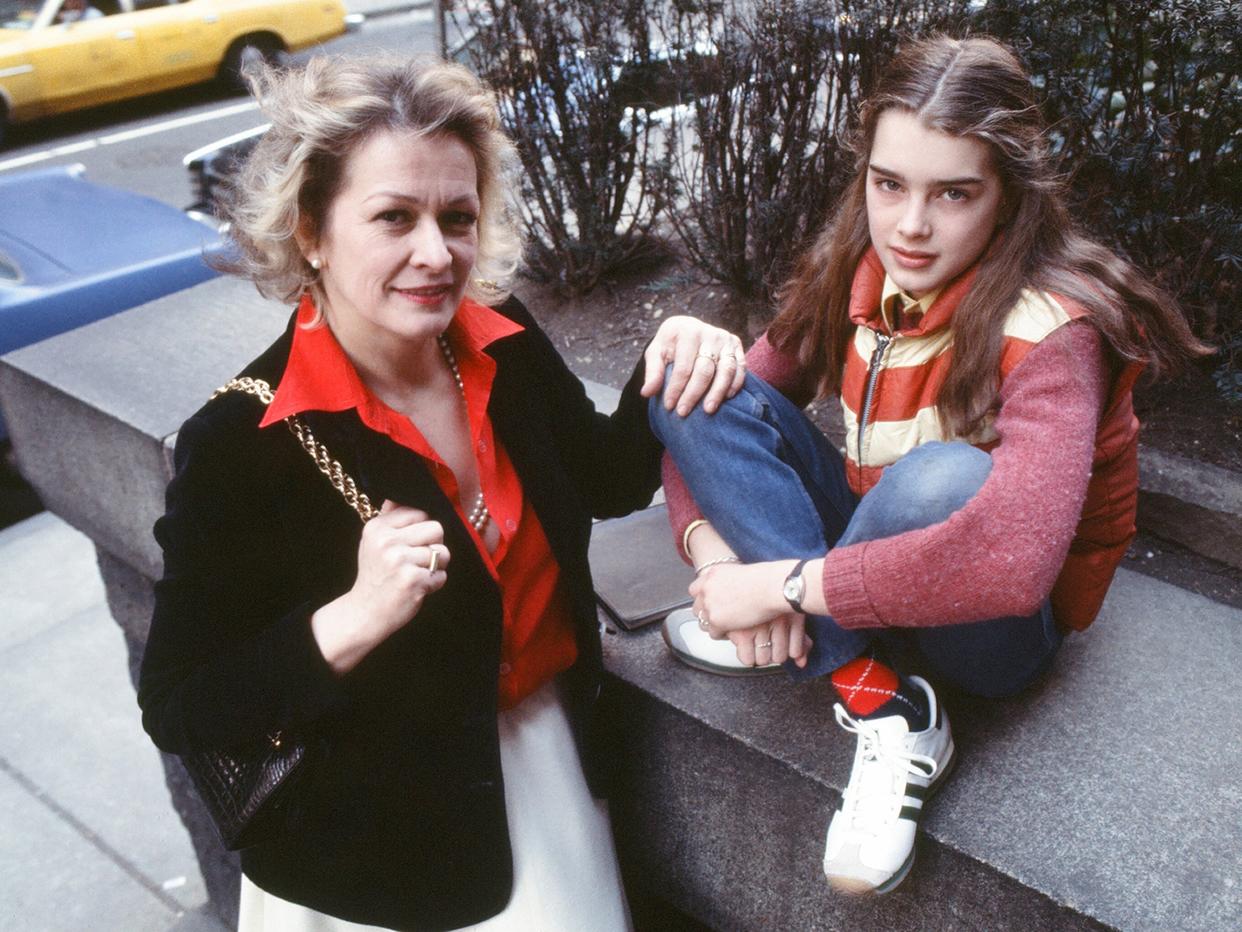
659, 0, 971, 328
460, 0, 672, 295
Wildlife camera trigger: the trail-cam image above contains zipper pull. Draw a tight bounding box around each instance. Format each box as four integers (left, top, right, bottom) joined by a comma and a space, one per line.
856, 333, 894, 475
869, 333, 892, 371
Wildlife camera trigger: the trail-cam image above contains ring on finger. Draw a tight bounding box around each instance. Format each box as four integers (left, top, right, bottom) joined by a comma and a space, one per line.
756, 640, 773, 650
427, 546, 441, 574
696, 610, 710, 631
696, 349, 719, 363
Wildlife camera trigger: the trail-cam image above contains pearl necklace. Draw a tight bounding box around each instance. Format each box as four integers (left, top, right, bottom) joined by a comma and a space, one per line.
437, 334, 490, 533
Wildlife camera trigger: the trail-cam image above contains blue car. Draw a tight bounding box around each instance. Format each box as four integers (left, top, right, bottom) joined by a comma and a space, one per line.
0, 163, 226, 440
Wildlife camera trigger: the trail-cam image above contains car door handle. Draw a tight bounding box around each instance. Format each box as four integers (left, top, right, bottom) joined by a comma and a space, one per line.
115, 29, 136, 39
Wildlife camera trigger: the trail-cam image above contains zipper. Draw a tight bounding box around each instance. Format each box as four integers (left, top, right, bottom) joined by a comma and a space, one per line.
856, 332, 894, 479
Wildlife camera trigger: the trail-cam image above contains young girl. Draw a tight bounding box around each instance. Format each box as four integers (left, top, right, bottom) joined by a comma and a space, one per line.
649, 35, 1208, 895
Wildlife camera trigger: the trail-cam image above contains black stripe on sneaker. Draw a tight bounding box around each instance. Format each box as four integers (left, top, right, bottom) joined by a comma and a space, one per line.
899, 805, 923, 822
906, 783, 928, 801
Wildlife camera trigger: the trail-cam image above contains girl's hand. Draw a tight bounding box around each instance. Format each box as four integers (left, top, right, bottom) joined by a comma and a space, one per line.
640, 315, 746, 416
690, 560, 811, 668
727, 614, 811, 668
312, 500, 450, 673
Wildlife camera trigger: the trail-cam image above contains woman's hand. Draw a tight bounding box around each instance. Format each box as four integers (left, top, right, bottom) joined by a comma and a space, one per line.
311, 500, 450, 674
690, 560, 811, 668
640, 315, 746, 416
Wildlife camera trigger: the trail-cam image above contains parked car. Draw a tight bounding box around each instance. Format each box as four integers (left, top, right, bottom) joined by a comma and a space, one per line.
0, 0, 354, 145
0, 162, 227, 440
182, 120, 266, 215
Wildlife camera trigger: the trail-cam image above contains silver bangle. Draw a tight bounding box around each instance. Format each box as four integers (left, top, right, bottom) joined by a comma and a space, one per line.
694, 555, 740, 576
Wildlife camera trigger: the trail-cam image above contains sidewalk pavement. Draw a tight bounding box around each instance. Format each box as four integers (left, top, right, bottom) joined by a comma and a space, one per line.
0, 513, 224, 932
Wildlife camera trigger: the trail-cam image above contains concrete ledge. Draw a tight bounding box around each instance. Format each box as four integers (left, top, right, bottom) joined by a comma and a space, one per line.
1138, 447, 1242, 570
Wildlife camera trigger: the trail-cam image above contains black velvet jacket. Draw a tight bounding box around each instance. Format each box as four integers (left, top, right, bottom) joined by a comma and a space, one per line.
137, 296, 662, 930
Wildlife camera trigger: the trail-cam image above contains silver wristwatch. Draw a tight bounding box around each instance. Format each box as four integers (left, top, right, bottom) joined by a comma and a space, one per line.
782, 559, 809, 614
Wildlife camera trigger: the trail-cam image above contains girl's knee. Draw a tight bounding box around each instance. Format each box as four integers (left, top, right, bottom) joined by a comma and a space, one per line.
647, 387, 718, 446
873, 442, 992, 528
647, 369, 767, 444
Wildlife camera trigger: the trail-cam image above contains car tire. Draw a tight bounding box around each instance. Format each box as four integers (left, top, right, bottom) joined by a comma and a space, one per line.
219, 35, 285, 92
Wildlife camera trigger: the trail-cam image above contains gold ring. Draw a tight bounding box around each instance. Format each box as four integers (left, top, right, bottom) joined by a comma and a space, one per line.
427, 547, 441, 574
696, 350, 719, 363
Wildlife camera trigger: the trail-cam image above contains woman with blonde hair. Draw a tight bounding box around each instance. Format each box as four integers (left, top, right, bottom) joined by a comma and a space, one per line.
139, 54, 743, 930
652, 34, 1208, 894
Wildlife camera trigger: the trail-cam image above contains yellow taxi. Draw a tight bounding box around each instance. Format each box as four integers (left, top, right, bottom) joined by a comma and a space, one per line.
0, 0, 350, 141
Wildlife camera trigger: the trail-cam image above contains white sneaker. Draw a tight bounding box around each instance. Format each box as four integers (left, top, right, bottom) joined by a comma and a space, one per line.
822, 675, 955, 894
660, 608, 783, 676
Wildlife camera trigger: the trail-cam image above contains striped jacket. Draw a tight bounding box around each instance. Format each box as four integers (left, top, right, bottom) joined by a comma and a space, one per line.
840, 249, 1142, 630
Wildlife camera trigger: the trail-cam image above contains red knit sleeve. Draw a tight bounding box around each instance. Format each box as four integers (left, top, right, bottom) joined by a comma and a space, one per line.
663, 331, 810, 560
820, 321, 1109, 629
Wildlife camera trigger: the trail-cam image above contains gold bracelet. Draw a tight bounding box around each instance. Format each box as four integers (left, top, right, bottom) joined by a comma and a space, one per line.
682, 519, 709, 558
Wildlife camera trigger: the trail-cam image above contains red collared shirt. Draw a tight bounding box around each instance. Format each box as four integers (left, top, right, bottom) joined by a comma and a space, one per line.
264, 295, 578, 710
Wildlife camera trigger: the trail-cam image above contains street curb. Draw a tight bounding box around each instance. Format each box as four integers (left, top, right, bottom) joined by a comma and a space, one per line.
352, 0, 432, 19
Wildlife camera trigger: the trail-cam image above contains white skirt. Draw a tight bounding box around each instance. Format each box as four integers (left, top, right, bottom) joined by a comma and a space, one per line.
237, 681, 632, 932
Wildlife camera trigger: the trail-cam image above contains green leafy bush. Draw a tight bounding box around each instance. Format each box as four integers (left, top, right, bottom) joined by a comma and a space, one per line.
976, 0, 1241, 356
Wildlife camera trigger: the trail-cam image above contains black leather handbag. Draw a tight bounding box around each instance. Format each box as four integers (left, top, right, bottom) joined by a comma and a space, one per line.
179, 377, 379, 850
184, 732, 307, 850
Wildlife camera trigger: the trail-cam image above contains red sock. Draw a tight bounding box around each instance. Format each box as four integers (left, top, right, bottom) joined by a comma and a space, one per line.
830, 654, 901, 717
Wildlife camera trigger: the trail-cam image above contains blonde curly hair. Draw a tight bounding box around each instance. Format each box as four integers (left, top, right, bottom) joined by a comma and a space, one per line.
220, 54, 522, 316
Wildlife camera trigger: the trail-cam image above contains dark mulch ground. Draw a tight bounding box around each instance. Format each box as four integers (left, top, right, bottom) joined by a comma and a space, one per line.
1134, 367, 1242, 473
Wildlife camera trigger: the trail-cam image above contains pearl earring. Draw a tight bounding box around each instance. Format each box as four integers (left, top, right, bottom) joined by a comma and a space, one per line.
309, 257, 322, 271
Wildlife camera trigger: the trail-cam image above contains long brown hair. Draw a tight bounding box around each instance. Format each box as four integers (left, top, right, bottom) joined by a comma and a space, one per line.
768, 35, 1210, 436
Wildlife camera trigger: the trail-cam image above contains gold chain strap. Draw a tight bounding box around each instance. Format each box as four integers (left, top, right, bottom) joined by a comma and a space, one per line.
212, 377, 379, 523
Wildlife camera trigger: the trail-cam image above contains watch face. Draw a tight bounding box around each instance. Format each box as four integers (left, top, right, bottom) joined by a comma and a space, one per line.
783, 576, 804, 601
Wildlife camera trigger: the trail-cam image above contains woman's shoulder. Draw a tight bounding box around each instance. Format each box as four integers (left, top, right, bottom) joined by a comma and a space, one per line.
466, 293, 541, 339
172, 320, 297, 469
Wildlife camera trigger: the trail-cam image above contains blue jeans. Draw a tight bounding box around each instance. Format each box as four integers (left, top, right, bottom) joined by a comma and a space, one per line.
649, 373, 1062, 699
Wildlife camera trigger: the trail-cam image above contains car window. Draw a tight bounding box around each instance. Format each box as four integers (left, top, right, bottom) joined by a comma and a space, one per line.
54, 0, 117, 22
0, 250, 22, 285
0, 0, 41, 30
